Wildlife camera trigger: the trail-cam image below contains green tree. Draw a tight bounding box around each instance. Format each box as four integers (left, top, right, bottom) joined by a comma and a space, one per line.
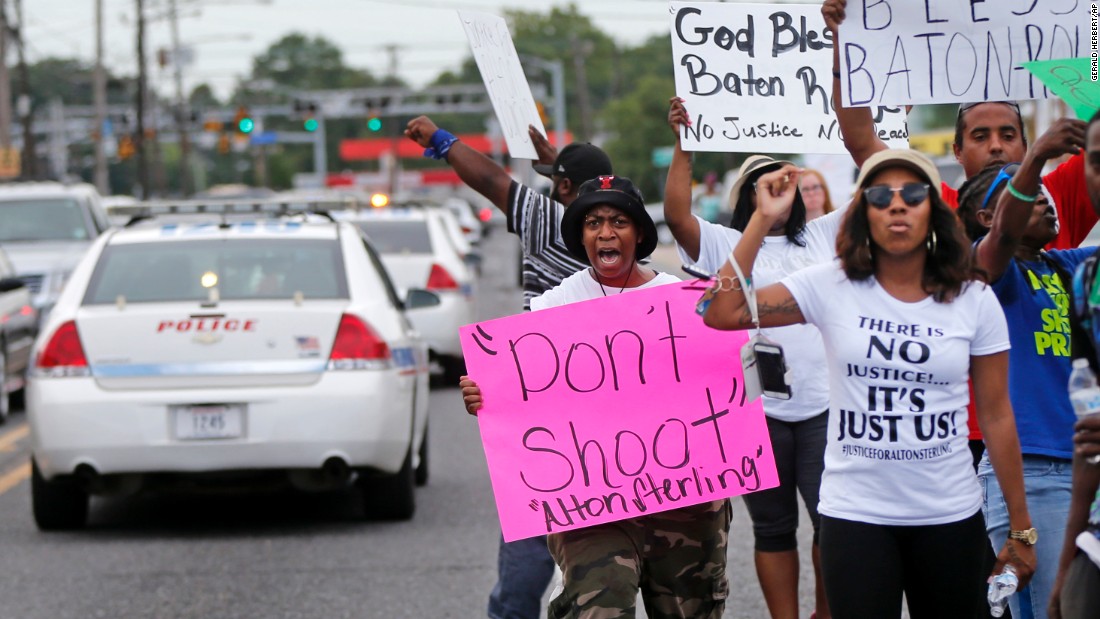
505, 5, 619, 141
188, 83, 220, 109
247, 33, 377, 94
602, 73, 675, 199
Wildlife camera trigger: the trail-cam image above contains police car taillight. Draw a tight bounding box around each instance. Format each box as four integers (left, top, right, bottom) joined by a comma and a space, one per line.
426, 264, 459, 291
327, 313, 391, 370
36, 320, 91, 377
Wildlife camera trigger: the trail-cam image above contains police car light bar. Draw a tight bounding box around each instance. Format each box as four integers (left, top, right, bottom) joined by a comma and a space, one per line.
113, 197, 368, 224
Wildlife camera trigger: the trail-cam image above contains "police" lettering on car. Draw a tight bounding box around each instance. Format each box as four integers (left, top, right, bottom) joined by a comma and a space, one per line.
157, 319, 257, 332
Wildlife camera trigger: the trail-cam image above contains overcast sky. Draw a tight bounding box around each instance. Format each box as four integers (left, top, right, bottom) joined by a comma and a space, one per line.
21, 0, 703, 99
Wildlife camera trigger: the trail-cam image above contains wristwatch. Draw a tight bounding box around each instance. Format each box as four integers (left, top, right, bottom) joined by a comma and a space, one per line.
1008, 528, 1039, 546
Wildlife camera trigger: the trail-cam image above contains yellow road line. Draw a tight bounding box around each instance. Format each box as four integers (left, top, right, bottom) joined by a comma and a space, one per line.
0, 461, 30, 496
0, 423, 29, 453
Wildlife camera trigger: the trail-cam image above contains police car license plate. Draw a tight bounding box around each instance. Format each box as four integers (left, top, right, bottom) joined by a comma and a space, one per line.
173, 404, 244, 440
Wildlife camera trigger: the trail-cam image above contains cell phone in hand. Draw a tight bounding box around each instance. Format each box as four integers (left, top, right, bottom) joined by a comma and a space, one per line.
682, 264, 714, 280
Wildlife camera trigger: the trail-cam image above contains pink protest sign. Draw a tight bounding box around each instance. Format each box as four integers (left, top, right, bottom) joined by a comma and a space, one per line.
460, 279, 777, 542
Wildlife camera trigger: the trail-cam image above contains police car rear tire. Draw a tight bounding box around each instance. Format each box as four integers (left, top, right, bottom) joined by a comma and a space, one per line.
360, 448, 416, 521
31, 460, 88, 531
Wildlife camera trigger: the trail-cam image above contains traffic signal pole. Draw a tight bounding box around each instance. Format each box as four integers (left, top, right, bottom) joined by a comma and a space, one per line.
312, 109, 327, 179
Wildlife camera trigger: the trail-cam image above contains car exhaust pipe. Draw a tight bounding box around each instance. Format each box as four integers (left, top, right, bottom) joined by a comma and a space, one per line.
74, 463, 101, 492
321, 457, 351, 485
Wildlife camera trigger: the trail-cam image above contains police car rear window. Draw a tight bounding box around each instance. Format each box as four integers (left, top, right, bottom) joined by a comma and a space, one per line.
356, 221, 432, 254
0, 198, 91, 242
83, 239, 348, 304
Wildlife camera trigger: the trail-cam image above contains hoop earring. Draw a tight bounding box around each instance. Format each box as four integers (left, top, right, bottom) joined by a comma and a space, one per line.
926, 230, 938, 254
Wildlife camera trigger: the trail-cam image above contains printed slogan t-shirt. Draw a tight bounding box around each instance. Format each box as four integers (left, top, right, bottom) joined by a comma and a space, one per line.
783, 262, 1010, 526
990, 248, 1093, 460
679, 209, 844, 422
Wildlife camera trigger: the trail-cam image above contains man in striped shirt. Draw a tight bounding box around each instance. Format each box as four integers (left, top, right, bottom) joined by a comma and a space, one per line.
405, 116, 611, 311
405, 115, 613, 618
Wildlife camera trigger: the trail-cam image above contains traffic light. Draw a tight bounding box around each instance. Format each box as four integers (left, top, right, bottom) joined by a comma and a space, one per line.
118, 135, 135, 160
294, 99, 319, 132
363, 97, 389, 133
234, 106, 254, 135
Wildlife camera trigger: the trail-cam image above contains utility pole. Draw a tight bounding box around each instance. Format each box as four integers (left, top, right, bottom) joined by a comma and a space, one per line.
134, 0, 150, 198
0, 0, 12, 151
11, 0, 33, 179
168, 0, 192, 195
93, 0, 109, 193
385, 44, 400, 195
569, 33, 593, 142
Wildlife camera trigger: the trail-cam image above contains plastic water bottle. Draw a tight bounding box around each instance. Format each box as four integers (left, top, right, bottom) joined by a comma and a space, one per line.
987, 564, 1018, 617
1068, 358, 1100, 464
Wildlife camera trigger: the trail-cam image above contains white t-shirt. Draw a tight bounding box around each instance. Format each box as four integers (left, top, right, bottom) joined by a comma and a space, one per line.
531, 268, 681, 311
679, 211, 844, 421
783, 262, 1010, 526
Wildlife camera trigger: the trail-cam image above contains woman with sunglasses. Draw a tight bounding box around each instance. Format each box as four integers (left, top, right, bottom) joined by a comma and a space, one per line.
666, 97, 837, 619
954, 120, 1089, 619
702, 149, 1035, 618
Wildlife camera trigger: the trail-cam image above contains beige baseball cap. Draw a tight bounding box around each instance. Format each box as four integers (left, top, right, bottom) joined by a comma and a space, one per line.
854, 149, 943, 196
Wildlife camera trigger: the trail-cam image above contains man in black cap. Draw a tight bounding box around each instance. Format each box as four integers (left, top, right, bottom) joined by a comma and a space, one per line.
404, 115, 613, 619
405, 116, 612, 311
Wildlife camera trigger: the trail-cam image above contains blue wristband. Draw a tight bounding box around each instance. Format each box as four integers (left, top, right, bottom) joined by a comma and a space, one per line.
423, 129, 459, 161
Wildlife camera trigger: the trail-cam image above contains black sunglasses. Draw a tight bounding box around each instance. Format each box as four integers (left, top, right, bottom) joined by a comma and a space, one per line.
863, 183, 930, 209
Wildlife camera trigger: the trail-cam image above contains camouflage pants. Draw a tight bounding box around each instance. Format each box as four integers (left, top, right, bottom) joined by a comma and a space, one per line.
546, 500, 731, 619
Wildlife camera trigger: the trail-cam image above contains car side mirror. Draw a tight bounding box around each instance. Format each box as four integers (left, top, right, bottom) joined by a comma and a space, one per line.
405, 288, 441, 310
0, 277, 25, 293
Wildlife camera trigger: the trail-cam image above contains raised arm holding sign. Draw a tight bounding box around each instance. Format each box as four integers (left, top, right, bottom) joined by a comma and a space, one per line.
821, 0, 1096, 249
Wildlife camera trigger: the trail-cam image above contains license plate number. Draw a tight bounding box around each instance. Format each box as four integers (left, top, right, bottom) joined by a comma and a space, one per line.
173, 404, 244, 440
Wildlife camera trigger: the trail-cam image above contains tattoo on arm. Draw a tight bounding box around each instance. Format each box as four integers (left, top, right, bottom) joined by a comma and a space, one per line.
737, 296, 799, 325
757, 297, 800, 319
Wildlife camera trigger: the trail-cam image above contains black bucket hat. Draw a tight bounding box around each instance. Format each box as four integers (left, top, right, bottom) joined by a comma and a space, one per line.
560, 175, 658, 264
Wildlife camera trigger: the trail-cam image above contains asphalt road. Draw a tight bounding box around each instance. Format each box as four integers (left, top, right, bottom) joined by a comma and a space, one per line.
0, 226, 821, 619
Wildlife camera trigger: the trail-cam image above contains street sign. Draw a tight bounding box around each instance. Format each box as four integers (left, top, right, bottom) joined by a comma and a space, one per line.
249, 131, 278, 146
651, 146, 674, 167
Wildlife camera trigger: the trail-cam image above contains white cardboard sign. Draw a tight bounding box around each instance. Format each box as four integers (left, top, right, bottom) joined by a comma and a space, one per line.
838, 0, 1089, 107
669, 1, 909, 154
458, 11, 547, 160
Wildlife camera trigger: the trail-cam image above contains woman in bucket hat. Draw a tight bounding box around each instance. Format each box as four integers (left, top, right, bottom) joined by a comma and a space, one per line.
703, 151, 1035, 618
461, 175, 731, 618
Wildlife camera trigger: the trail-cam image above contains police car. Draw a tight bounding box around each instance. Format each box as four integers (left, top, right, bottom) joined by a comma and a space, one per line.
27, 202, 434, 529
341, 207, 476, 383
